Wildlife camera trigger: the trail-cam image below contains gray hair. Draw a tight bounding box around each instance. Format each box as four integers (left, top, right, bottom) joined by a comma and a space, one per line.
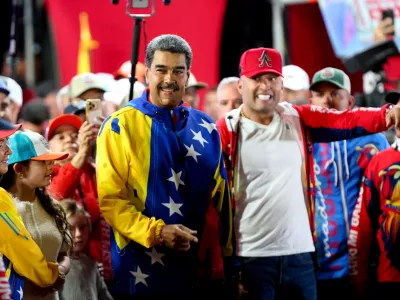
217, 77, 239, 97
145, 34, 193, 69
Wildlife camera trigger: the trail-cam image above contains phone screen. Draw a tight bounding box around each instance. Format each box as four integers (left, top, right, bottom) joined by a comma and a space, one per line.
382, 9, 395, 36
86, 99, 102, 125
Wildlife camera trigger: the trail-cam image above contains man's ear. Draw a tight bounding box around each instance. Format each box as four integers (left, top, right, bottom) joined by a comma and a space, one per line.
237, 79, 243, 95
186, 71, 190, 88
145, 66, 150, 84
349, 95, 355, 109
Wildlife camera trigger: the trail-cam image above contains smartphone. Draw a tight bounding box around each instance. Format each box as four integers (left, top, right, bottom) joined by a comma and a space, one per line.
382, 9, 395, 36
131, 0, 149, 8
86, 99, 102, 125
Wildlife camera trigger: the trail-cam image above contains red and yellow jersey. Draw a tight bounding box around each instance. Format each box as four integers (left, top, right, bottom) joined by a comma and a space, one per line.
348, 143, 400, 283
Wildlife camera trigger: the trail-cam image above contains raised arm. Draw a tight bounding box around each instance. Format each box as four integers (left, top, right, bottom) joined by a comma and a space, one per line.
295, 104, 396, 143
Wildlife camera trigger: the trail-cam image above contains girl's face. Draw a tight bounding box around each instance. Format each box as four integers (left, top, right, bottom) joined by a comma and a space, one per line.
67, 214, 90, 254
18, 160, 55, 188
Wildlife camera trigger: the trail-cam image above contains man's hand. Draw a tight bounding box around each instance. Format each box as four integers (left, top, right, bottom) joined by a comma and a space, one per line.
374, 18, 395, 43
386, 105, 400, 130
161, 224, 198, 251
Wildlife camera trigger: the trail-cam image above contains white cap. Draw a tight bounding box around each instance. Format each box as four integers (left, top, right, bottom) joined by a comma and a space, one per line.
187, 72, 208, 89
69, 72, 106, 99
103, 78, 146, 108
282, 65, 310, 91
0, 76, 22, 106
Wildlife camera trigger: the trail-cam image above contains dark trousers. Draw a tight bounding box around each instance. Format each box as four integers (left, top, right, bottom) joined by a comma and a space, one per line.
317, 277, 353, 300
240, 253, 317, 300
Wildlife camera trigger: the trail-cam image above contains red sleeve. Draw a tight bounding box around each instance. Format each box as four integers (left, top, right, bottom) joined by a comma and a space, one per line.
216, 117, 229, 152
295, 104, 391, 143
48, 163, 83, 200
348, 161, 379, 284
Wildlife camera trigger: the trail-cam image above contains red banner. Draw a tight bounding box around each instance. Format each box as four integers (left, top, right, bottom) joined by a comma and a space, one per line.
45, 0, 227, 90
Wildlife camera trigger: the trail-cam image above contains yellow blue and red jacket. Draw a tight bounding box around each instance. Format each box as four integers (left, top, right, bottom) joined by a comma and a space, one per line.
96, 91, 232, 296
0, 188, 59, 299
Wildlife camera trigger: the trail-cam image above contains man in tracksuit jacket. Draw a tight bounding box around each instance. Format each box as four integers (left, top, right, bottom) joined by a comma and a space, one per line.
310, 67, 389, 300
216, 47, 400, 299
348, 94, 400, 299
96, 34, 232, 299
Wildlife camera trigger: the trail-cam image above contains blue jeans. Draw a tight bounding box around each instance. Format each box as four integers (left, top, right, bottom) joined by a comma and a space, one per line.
240, 253, 317, 300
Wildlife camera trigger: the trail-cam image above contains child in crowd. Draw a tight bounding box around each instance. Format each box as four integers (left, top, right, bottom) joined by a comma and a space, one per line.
59, 199, 113, 300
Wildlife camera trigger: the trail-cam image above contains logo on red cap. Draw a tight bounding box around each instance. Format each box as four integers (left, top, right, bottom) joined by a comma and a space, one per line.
259, 50, 272, 68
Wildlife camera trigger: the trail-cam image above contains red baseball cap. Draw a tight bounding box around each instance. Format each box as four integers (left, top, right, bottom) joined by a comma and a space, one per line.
47, 114, 83, 140
239, 48, 283, 78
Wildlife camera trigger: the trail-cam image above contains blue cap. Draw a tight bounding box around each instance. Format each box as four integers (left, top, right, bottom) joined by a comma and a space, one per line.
0, 119, 21, 139
0, 79, 10, 96
63, 99, 86, 115
9, 131, 68, 165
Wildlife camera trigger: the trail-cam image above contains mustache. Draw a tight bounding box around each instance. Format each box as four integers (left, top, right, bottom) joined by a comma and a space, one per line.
158, 83, 179, 91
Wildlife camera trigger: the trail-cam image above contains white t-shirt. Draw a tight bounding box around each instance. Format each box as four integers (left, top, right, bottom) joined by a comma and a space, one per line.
234, 113, 315, 257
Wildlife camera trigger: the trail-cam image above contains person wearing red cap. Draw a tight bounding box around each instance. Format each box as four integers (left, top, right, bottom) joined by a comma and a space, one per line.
217, 47, 400, 299
46, 114, 113, 282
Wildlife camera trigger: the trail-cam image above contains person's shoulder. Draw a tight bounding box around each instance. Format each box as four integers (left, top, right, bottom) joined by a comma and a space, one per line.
351, 133, 389, 147
0, 188, 11, 199
0, 187, 15, 210
189, 108, 216, 123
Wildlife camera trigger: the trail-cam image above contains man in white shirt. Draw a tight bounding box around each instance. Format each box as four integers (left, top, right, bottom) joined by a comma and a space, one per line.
217, 47, 400, 300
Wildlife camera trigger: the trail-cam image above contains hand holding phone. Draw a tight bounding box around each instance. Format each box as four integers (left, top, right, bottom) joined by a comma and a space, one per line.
381, 9, 395, 36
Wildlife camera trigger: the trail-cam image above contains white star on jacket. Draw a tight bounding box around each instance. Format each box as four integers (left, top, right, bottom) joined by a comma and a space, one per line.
162, 197, 184, 217
145, 247, 165, 266
199, 119, 217, 134
185, 144, 201, 162
191, 129, 208, 147
17, 286, 23, 300
130, 266, 150, 287
167, 168, 185, 190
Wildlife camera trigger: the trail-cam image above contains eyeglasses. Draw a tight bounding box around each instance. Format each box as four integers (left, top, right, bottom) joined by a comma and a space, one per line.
0, 138, 10, 151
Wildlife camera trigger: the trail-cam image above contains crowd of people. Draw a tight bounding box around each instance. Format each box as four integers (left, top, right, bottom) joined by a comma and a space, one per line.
0, 16, 399, 300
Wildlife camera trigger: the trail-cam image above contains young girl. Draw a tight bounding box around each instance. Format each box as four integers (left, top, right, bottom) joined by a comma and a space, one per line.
0, 131, 72, 300
59, 199, 113, 300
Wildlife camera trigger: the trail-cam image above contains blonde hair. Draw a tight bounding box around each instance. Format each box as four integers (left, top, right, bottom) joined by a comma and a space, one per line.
60, 199, 91, 231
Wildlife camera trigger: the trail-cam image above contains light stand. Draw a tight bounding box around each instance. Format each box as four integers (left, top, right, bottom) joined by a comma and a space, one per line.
125, 1, 156, 100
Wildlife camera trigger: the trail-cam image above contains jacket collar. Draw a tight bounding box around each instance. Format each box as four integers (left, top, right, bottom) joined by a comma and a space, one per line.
224, 102, 288, 133
127, 90, 191, 129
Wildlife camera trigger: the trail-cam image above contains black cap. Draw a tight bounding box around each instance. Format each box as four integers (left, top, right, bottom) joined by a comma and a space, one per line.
385, 92, 400, 105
